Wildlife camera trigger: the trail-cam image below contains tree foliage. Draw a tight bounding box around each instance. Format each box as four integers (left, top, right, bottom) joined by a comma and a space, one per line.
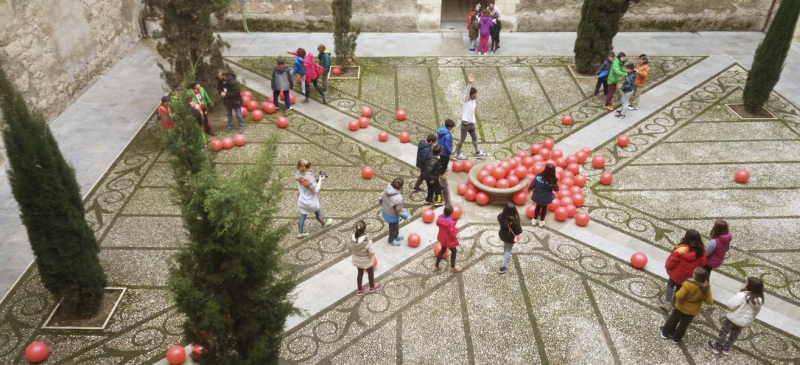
574, 0, 640, 73
743, 0, 800, 113
165, 103, 298, 364
0, 60, 107, 316
146, 0, 230, 89
332, 0, 361, 67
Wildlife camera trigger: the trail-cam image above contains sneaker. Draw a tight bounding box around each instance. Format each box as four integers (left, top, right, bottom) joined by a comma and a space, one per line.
721, 348, 730, 356
322, 95, 327, 104
531, 219, 538, 226
498, 267, 508, 274
302, 98, 310, 103
413, 187, 423, 192
238, 127, 244, 133
659, 301, 672, 312
450, 266, 463, 273
395, 236, 404, 242
297, 233, 309, 239
369, 283, 383, 293
658, 326, 670, 340
630, 107, 638, 110
388, 240, 401, 247
469, 48, 475, 52
476, 151, 488, 158
604, 106, 614, 111
424, 200, 435, 205
356, 285, 366, 296
673, 340, 681, 345
538, 220, 545, 227
432, 266, 440, 272
323, 218, 333, 228
433, 200, 445, 206
226, 126, 233, 132
206, 129, 215, 136
617, 114, 626, 119
707, 341, 720, 354
454, 153, 467, 160
614, 112, 622, 118
286, 106, 293, 111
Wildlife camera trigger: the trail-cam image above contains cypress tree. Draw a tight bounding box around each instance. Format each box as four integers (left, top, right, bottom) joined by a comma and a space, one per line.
0, 60, 107, 316
146, 0, 230, 89
166, 102, 298, 364
743, 0, 800, 114
574, 0, 640, 73
332, 0, 361, 67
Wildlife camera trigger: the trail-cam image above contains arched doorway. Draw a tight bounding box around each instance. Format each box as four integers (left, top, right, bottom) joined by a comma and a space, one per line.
440, 0, 481, 30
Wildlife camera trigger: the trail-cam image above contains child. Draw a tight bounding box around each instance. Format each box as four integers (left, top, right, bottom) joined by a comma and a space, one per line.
413, 134, 436, 192
295, 159, 334, 239
605, 52, 627, 111
594, 52, 615, 98
629, 54, 649, 110
468, 12, 480, 52
271, 56, 294, 111
615, 64, 637, 119
478, 10, 493, 55
422, 145, 444, 206
434, 204, 462, 273
288, 49, 306, 94
528, 163, 559, 227
708, 277, 763, 355
498, 202, 523, 274
157, 96, 174, 129
437, 119, 455, 174
349, 220, 382, 295
661, 229, 707, 311
317, 45, 332, 92
454, 75, 487, 160
289, 48, 326, 104
490, 13, 501, 54
659, 267, 713, 344
189, 82, 215, 136
216, 69, 245, 133
380, 178, 409, 246
704, 220, 732, 279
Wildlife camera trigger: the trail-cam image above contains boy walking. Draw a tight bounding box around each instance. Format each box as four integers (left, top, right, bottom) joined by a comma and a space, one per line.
629, 54, 649, 110
437, 119, 455, 205
454, 75, 487, 160
422, 145, 445, 206
413, 134, 436, 192
317, 45, 332, 92
616, 64, 637, 119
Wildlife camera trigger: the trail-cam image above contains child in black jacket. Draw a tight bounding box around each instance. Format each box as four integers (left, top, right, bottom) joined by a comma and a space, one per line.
490, 14, 501, 54
422, 145, 445, 206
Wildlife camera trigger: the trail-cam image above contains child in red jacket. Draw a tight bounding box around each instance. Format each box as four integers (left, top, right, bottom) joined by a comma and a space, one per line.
661, 229, 707, 311
434, 205, 462, 273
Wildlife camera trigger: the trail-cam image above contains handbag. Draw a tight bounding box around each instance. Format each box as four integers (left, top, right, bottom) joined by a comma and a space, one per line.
508, 223, 521, 243
597, 70, 609, 79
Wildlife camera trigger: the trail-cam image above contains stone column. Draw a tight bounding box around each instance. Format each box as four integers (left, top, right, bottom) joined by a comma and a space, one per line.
416, 0, 442, 32
494, 0, 521, 31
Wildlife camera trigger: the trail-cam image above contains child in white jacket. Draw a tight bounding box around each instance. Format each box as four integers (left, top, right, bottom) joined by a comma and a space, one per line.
708, 277, 764, 356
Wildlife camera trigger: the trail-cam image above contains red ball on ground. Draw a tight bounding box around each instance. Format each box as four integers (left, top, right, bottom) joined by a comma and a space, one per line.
565, 155, 578, 165
463, 160, 474, 172
631, 252, 648, 269
399, 131, 410, 143
241, 90, 253, 99
600, 171, 614, 185
575, 211, 591, 226
332, 67, 342, 76
530, 143, 542, 155
572, 193, 585, 207
560, 196, 574, 208
251, 109, 264, 122
514, 190, 528, 206
358, 117, 370, 128
532, 154, 544, 162
567, 163, 580, 175
210, 139, 223, 152
563, 170, 574, 179
581, 147, 592, 155
508, 175, 520, 187
548, 199, 560, 212
507, 158, 519, 169
361, 166, 374, 179
361, 106, 372, 118
396, 109, 407, 121
575, 151, 588, 164
433, 242, 449, 258
526, 204, 537, 218
451, 205, 463, 219
233, 134, 246, 147
514, 166, 528, 179
491, 167, 506, 180
552, 149, 564, 159
542, 138, 555, 150
555, 157, 567, 168
262, 102, 277, 114
452, 161, 464, 172
348, 119, 359, 131
276, 116, 289, 128
483, 176, 497, 187
246, 100, 259, 111
242, 95, 252, 105
562, 114, 573, 126
378, 131, 389, 142
539, 147, 551, 160
408, 233, 421, 247
496, 179, 510, 189
166, 345, 186, 365
592, 155, 606, 169
465, 188, 477, 201
517, 150, 529, 158
574, 174, 587, 187
241, 107, 248, 118
457, 183, 468, 195
476, 192, 490, 206
617, 134, 631, 147
735, 169, 750, 183
561, 177, 574, 188
557, 185, 570, 199
221, 138, 234, 149
566, 205, 577, 218
554, 207, 568, 222
25, 342, 48, 363
531, 163, 545, 175
570, 186, 582, 195
522, 156, 535, 168
267, 96, 274, 103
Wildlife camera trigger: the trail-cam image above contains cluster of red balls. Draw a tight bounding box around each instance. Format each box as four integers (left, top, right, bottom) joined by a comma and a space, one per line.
350, 106, 412, 143
208, 134, 246, 152
239, 90, 290, 128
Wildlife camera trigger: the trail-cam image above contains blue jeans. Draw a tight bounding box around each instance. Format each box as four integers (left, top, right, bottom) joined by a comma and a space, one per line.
225, 104, 244, 129
298, 210, 324, 234
273, 90, 291, 110
500, 242, 513, 269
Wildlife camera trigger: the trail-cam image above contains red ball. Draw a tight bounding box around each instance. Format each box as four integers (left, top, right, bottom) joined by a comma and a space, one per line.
526, 204, 537, 218
575, 151, 588, 164
166, 345, 186, 365
542, 138, 555, 150
452, 161, 464, 172
483, 176, 497, 187
548, 199, 560, 212
507, 158, 519, 169
592, 155, 606, 169
348, 119, 359, 131
554, 157, 567, 168
396, 109, 407, 121
408, 233, 421, 247
289, 93, 296, 104
233, 134, 246, 147
522, 156, 535, 168
572, 193, 585, 208
530, 143, 542, 155
451, 205, 463, 219
262, 102, 276, 114
465, 188, 477, 201
25, 342, 48, 363
251, 109, 264, 122
332, 67, 342, 76
631, 252, 648, 269
491, 167, 506, 180
399, 131, 410, 143
433, 241, 449, 258
600, 171, 614, 185
210, 139, 223, 152
361, 106, 372, 118
581, 147, 592, 155
531, 163, 544, 175
463, 160, 474, 172
221, 137, 234, 149
567, 163, 580, 175
246, 100, 259, 111
242, 95, 252, 105
496, 178, 510, 189
575, 211, 591, 226
554, 207, 568, 222
241, 90, 253, 99
361, 166, 374, 179
477, 170, 491, 183
563, 170, 574, 179
276, 116, 289, 128
566, 204, 578, 218
735, 169, 750, 183
507, 175, 520, 187
498, 161, 511, 172
513, 165, 528, 179
358, 117, 370, 129
617, 134, 631, 147
560, 196, 574, 208
561, 177, 574, 188
561, 114, 573, 126
539, 147, 551, 160
570, 186, 582, 195
557, 185, 570, 199
192, 344, 206, 359
267, 96, 274, 103
574, 174, 587, 187
457, 183, 468, 195
513, 190, 528, 206
378, 131, 389, 142
551, 149, 564, 159
483, 163, 496, 172
240, 107, 248, 118
476, 192, 490, 206
421, 209, 436, 224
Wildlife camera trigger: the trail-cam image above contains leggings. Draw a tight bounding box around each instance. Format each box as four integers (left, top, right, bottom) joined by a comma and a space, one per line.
478, 35, 489, 53
435, 246, 457, 269
703, 265, 715, 280
357, 267, 375, 290
273, 89, 291, 109
298, 210, 325, 234
500, 242, 513, 269
665, 279, 682, 304
533, 204, 548, 221
714, 318, 743, 350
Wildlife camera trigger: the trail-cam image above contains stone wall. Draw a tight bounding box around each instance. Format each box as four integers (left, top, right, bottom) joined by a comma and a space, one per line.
0, 0, 143, 122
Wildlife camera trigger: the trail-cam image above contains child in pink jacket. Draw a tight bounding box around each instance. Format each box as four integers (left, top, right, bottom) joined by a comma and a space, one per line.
434, 205, 462, 273
286, 48, 327, 104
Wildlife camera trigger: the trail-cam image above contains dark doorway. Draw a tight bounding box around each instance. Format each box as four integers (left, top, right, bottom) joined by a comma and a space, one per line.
441, 0, 482, 30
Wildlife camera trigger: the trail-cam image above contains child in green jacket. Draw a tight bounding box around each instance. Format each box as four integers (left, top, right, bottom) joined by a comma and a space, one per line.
605, 52, 627, 110
317, 45, 332, 92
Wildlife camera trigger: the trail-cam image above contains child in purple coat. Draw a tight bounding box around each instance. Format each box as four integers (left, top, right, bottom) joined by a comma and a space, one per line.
478, 10, 493, 55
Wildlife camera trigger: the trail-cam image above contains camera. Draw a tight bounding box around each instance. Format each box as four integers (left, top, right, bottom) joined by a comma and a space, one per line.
318, 171, 329, 179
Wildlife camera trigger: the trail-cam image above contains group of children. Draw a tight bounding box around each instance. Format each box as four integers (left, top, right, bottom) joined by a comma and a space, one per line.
279, 45, 332, 107
595, 52, 650, 119
467, 3, 502, 55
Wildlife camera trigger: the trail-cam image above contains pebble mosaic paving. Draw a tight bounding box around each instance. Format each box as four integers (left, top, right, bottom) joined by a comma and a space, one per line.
0, 57, 798, 363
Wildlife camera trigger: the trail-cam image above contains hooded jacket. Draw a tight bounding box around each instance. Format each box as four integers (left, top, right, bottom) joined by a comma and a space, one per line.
621, 70, 637, 93
303, 53, 321, 81
529, 176, 559, 205
416, 140, 432, 169
437, 126, 453, 157
705, 233, 732, 268
436, 214, 459, 248
271, 65, 293, 91
468, 14, 480, 40
725, 291, 763, 327
479, 15, 493, 37
674, 279, 713, 316
635, 60, 649, 86
422, 156, 442, 181
217, 73, 243, 108
607, 58, 627, 84
348, 234, 375, 269
665, 244, 707, 284
318, 49, 332, 74
380, 183, 407, 223
291, 55, 306, 76
596, 58, 612, 77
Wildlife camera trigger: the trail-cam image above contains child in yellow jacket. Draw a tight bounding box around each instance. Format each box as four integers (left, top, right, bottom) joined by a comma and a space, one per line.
659, 267, 713, 344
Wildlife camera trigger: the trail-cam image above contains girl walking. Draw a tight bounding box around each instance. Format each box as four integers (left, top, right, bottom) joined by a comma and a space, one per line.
708, 277, 763, 355
659, 267, 713, 344
661, 229, 707, 311
528, 163, 559, 227
434, 205, 462, 273
349, 220, 382, 295
704, 220, 732, 279
498, 203, 523, 274
295, 159, 333, 239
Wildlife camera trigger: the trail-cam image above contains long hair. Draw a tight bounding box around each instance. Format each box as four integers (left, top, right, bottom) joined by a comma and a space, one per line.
296, 159, 311, 174
744, 277, 764, 305
710, 220, 729, 239
498, 202, 520, 225
681, 229, 704, 259
538, 163, 557, 185
354, 220, 367, 240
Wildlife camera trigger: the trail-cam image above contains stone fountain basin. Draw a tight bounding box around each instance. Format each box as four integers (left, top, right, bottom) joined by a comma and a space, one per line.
468, 161, 530, 203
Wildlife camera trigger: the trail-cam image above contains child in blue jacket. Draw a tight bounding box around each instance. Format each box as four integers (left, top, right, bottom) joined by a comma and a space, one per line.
437, 119, 456, 174
288, 48, 306, 94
